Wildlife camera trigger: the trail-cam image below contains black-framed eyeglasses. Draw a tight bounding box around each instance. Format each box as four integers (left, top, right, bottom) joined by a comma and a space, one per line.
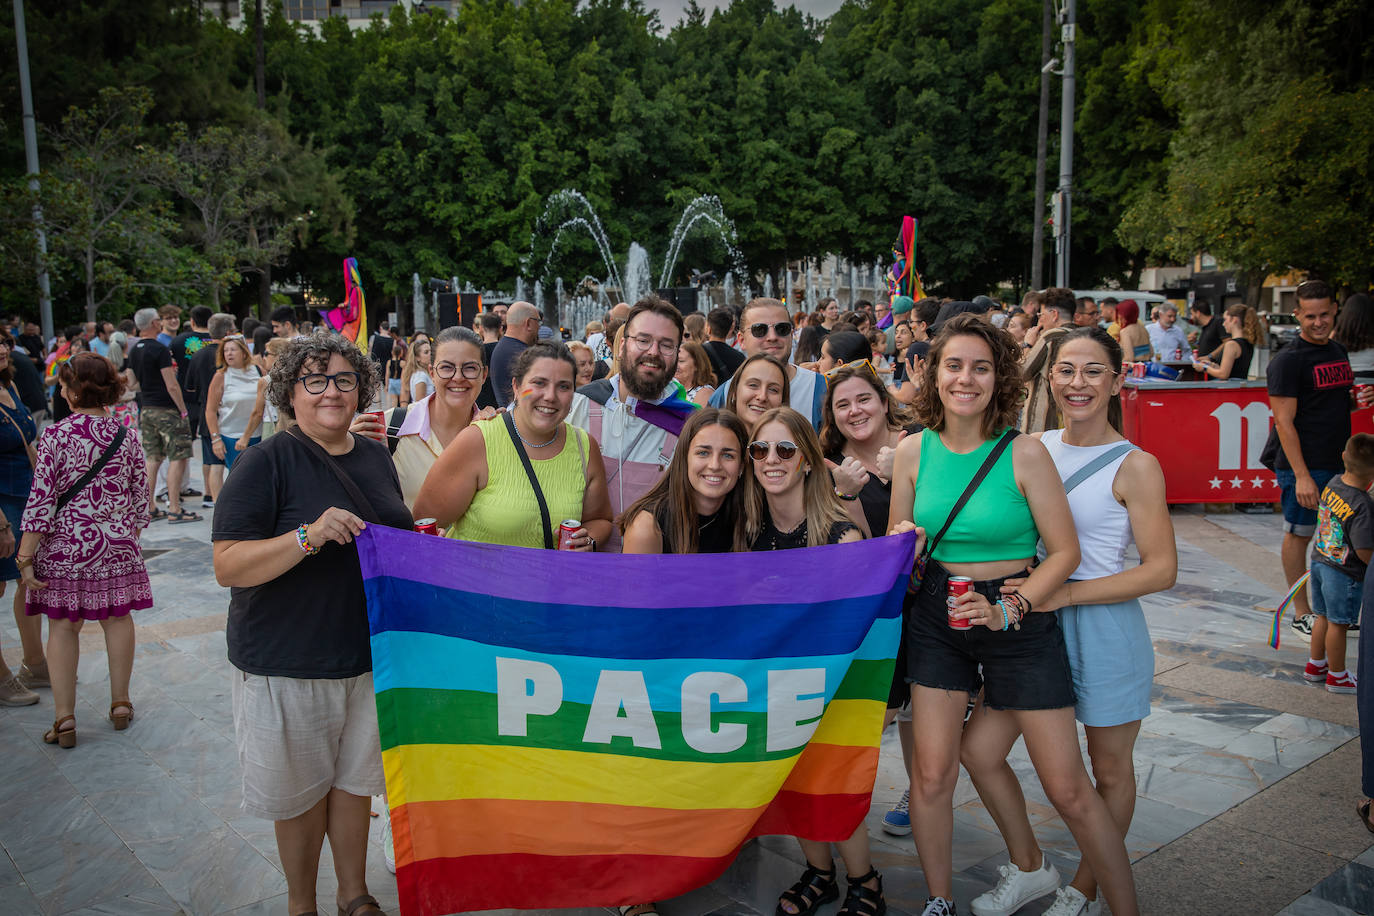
749, 322, 793, 339
434, 361, 483, 380
748, 439, 798, 461
295, 371, 360, 394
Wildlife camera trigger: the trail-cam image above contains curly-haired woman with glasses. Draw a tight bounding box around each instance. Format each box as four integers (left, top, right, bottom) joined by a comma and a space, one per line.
213, 333, 413, 916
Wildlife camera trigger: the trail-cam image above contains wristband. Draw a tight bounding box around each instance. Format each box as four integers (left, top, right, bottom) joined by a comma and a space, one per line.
16, 556, 33, 570
296, 523, 321, 556
998, 600, 1009, 631
834, 486, 859, 501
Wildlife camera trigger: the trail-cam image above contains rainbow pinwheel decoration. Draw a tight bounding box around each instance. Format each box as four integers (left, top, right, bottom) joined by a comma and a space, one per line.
323, 257, 368, 347
885, 216, 925, 301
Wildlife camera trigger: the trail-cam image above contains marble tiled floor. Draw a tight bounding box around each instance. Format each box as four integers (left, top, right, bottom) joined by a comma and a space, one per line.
0, 502, 1368, 916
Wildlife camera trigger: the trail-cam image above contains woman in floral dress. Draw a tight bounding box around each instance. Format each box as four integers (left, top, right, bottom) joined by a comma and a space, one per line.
20, 353, 152, 748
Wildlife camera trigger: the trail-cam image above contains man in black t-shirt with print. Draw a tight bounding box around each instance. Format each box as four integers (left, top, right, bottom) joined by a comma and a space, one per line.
1266, 279, 1373, 633
127, 307, 200, 523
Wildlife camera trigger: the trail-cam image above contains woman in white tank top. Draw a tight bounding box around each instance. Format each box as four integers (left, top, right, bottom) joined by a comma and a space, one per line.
206, 335, 266, 472
962, 327, 1177, 916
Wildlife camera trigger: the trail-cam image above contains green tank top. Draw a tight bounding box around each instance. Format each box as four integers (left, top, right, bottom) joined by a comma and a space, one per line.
912, 429, 1039, 564
448, 420, 589, 549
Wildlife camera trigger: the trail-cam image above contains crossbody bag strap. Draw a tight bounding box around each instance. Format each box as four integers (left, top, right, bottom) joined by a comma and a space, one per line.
925, 429, 1019, 558
56, 426, 126, 513
286, 426, 381, 524
1063, 441, 1137, 494
502, 412, 553, 549
386, 405, 408, 455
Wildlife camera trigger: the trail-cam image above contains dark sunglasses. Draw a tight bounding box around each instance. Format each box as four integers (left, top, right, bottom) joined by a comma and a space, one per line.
748, 322, 793, 339
748, 439, 798, 461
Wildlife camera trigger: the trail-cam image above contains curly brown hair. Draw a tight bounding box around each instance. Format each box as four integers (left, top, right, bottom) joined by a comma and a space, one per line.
912, 313, 1023, 438
59, 352, 126, 408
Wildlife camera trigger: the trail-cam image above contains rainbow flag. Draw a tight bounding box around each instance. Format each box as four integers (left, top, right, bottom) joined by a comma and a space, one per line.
885, 215, 925, 301
358, 525, 914, 916
1269, 570, 1309, 649
634, 379, 700, 437
323, 256, 368, 347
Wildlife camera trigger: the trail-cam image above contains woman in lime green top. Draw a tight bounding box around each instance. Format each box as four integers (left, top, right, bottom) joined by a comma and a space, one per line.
413, 343, 613, 551
887, 315, 1139, 916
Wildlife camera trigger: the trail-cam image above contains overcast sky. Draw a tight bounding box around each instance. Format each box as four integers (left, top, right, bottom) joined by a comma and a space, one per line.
645, 0, 846, 27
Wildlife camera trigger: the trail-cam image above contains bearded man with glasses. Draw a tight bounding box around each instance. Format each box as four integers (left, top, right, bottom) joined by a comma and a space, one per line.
708, 297, 828, 429
567, 296, 686, 552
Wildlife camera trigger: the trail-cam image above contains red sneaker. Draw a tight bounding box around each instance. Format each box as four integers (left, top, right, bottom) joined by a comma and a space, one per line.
1304, 660, 1329, 682
1326, 671, 1357, 694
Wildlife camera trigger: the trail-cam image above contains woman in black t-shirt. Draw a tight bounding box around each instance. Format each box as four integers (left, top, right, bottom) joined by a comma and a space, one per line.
614, 408, 750, 916
621, 408, 750, 555
745, 408, 878, 916
212, 334, 411, 916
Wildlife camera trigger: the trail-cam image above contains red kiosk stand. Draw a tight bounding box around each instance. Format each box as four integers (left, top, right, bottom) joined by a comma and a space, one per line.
1121, 377, 1374, 505
1121, 379, 1279, 505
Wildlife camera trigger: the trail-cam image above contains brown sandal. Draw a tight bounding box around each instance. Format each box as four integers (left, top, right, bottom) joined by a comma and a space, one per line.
44, 714, 76, 749
110, 700, 134, 731
338, 894, 385, 916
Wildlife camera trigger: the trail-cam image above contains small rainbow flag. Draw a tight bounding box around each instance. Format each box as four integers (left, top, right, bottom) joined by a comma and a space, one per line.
1269, 570, 1309, 649
323, 256, 368, 347
358, 526, 913, 915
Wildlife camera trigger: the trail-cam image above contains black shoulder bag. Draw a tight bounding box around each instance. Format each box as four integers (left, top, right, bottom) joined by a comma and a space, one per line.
502, 412, 554, 549
286, 426, 382, 524
910, 428, 1019, 590
56, 426, 127, 513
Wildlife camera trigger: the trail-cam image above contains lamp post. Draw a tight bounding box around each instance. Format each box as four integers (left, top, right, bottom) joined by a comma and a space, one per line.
12, 0, 54, 342
1054, 0, 1076, 288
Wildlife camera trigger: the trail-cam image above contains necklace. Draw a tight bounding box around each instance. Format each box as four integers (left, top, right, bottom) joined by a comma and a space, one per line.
512, 414, 557, 449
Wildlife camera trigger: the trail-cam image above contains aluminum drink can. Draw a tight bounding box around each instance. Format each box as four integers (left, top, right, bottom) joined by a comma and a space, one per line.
413, 518, 439, 536
558, 519, 581, 550
947, 576, 973, 630
1357, 384, 1373, 405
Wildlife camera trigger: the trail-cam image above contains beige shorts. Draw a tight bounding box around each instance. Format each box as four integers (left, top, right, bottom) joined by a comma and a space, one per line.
232, 670, 385, 821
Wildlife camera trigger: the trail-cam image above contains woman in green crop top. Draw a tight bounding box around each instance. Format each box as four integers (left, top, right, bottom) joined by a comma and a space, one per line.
886, 315, 1139, 916
414, 343, 613, 551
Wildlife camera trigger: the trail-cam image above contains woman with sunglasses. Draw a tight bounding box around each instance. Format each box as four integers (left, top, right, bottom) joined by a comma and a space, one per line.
963, 327, 1172, 916
821, 361, 922, 833
353, 327, 496, 510
205, 334, 265, 472
887, 315, 1137, 916
725, 354, 790, 431
745, 407, 878, 916
414, 342, 613, 551
213, 334, 413, 916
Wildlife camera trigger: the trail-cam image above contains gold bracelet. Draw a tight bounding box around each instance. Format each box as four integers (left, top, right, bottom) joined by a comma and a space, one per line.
16, 556, 34, 570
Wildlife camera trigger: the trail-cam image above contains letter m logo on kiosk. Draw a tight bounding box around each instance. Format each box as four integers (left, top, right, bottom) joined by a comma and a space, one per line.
357, 527, 912, 916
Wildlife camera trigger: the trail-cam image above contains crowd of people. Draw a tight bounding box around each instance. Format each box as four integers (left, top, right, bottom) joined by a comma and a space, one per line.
1, 280, 1371, 916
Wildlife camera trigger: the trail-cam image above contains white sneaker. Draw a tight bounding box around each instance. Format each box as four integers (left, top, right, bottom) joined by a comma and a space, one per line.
970, 857, 1060, 916
1041, 886, 1102, 916
380, 808, 396, 874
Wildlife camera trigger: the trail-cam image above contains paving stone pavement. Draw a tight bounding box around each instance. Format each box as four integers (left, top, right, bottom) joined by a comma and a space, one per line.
0, 499, 1369, 916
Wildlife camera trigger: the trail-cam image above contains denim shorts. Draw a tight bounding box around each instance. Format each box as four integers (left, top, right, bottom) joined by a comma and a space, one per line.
1274, 468, 1338, 536
906, 560, 1076, 711
1310, 561, 1363, 626
200, 433, 224, 467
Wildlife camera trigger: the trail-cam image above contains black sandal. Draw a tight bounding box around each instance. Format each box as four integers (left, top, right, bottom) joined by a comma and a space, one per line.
776, 863, 838, 916
1358, 799, 1374, 835
837, 868, 885, 916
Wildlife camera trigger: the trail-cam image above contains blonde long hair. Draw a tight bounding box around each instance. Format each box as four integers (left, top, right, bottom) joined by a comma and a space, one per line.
744, 406, 856, 548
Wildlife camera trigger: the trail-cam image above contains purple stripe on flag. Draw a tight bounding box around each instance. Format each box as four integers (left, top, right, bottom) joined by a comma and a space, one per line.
356, 525, 917, 610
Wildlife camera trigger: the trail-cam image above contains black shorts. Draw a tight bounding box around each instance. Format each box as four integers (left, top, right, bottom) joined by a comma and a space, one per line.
906, 560, 1076, 711
201, 433, 224, 467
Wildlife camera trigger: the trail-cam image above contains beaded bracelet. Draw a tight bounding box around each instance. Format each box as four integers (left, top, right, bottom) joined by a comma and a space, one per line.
296, 523, 321, 556
833, 486, 858, 501
998, 600, 1010, 631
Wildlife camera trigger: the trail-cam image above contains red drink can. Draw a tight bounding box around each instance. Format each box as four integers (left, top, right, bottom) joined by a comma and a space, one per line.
947, 577, 973, 630
1356, 384, 1373, 405
413, 517, 439, 536
558, 519, 581, 550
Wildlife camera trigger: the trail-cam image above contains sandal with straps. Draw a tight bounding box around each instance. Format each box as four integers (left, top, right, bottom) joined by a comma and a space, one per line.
110, 700, 134, 731
837, 867, 886, 916
776, 863, 838, 916
338, 893, 386, 916
43, 714, 77, 749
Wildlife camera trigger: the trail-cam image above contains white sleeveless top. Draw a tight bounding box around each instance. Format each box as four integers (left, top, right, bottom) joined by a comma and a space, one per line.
1040, 429, 1136, 580
218, 367, 261, 439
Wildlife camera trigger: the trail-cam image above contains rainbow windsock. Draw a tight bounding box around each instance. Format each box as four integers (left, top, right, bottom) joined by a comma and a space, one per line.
358, 526, 913, 915
1269, 570, 1309, 649
885, 215, 925, 301
323, 256, 368, 347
